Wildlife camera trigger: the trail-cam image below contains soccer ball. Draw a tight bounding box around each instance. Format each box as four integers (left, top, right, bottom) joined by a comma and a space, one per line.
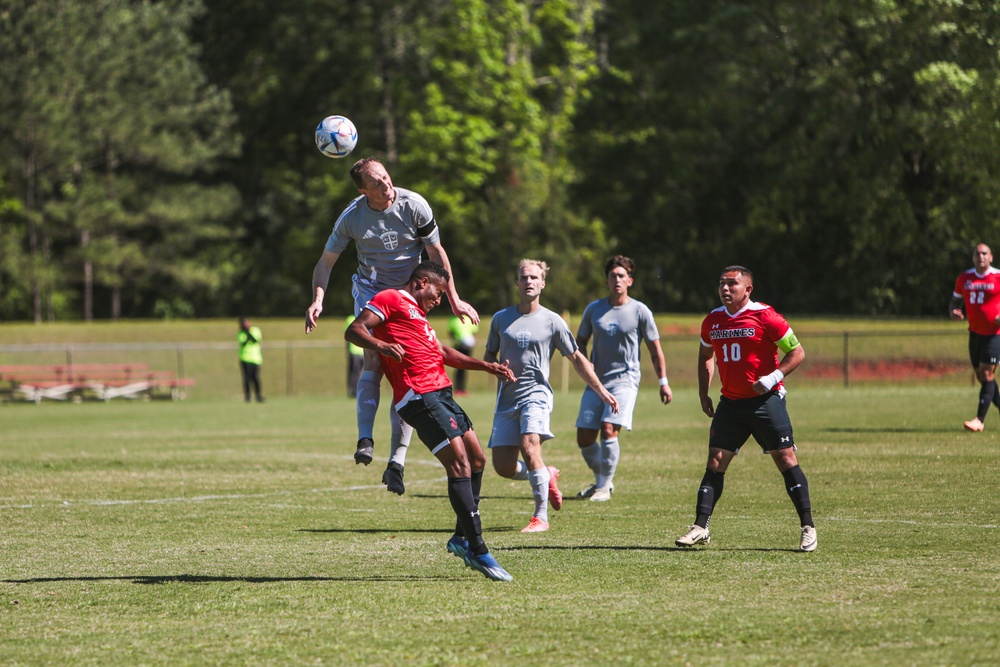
315, 115, 358, 158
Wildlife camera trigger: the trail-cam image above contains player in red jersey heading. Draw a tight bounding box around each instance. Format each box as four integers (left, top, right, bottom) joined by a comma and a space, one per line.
675, 265, 817, 552
950, 243, 1000, 432
346, 261, 518, 581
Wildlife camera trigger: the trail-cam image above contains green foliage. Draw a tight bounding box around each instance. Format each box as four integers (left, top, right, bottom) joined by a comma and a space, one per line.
575, 0, 1000, 315
0, 0, 239, 321
5, 0, 1000, 320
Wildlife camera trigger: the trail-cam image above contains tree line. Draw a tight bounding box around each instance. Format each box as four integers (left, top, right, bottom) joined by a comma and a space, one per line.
2, 0, 999, 323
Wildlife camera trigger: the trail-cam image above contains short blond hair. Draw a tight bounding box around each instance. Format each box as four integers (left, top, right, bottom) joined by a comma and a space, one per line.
517, 258, 549, 280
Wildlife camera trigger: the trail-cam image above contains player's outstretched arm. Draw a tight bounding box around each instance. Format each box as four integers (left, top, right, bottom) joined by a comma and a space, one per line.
440, 344, 517, 383
568, 350, 619, 413
306, 249, 342, 333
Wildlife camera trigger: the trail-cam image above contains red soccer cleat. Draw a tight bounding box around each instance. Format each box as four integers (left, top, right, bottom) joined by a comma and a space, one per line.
964, 418, 985, 432
520, 517, 550, 533
547, 465, 563, 511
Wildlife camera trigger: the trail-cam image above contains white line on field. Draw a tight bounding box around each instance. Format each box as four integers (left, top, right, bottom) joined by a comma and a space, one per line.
725, 515, 999, 529
0, 476, 449, 510
823, 516, 999, 529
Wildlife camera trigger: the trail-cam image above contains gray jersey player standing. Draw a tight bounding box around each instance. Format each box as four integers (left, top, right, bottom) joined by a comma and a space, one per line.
575, 256, 672, 502
485, 259, 619, 533
305, 158, 478, 495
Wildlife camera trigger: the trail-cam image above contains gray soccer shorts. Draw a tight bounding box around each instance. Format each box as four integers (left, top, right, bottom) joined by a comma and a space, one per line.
575, 384, 637, 431
488, 399, 554, 448
351, 274, 389, 317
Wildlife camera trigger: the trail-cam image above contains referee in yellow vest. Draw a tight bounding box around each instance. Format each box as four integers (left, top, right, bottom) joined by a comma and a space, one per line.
238, 317, 264, 403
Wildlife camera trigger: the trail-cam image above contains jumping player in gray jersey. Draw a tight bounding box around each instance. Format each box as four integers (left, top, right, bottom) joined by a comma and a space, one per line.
575, 256, 672, 502
485, 259, 619, 533
305, 158, 478, 495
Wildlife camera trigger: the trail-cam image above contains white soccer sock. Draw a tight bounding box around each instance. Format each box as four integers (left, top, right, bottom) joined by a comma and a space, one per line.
511, 460, 530, 481
527, 466, 551, 523
388, 405, 412, 467
355, 370, 380, 441
580, 442, 601, 482
597, 437, 620, 489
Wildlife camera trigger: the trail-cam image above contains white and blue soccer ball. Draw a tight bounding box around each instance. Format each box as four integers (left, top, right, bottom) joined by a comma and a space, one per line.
315, 115, 358, 158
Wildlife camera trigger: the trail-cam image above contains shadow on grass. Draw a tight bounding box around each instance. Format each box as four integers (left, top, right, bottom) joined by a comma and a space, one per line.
298, 527, 454, 534
823, 427, 955, 434
2, 574, 448, 585
298, 526, 521, 534
409, 494, 529, 501
500, 545, 803, 553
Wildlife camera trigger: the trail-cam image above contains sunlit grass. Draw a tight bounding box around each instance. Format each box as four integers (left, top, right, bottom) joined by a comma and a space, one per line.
2, 386, 997, 665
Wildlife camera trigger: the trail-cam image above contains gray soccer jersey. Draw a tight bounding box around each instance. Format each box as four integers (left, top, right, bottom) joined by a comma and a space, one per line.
324, 187, 442, 290
486, 306, 578, 412
577, 297, 659, 389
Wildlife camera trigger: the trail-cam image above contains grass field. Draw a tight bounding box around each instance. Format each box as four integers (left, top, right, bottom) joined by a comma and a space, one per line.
2, 385, 998, 666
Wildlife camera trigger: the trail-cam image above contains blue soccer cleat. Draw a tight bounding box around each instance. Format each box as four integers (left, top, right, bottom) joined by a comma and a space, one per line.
446, 534, 469, 561
465, 551, 514, 582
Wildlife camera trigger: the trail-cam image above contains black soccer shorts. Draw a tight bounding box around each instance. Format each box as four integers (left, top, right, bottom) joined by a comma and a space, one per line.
709, 391, 795, 454
968, 332, 1000, 368
397, 387, 473, 455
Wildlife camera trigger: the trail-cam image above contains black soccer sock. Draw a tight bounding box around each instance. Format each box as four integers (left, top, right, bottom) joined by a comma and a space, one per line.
455, 469, 484, 538
781, 465, 813, 527
991, 380, 1000, 410
447, 476, 487, 555
978, 380, 997, 422
471, 469, 483, 505
695, 469, 725, 529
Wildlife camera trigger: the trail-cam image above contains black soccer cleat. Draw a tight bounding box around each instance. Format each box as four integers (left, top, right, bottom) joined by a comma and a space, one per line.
382, 461, 405, 495
354, 438, 374, 466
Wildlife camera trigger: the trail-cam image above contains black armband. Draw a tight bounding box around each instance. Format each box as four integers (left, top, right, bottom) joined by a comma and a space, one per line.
416, 218, 438, 237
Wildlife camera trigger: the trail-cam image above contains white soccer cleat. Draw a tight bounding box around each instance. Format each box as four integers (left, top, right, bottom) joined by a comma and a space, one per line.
800, 525, 818, 552
577, 482, 614, 500
675, 525, 710, 547
589, 486, 613, 502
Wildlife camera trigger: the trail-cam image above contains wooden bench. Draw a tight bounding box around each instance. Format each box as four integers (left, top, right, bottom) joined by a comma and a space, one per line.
0, 364, 195, 403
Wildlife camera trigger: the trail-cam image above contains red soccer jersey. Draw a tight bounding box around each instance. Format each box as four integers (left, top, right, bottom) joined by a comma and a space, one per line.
700, 301, 791, 400
365, 289, 451, 404
953, 267, 1000, 336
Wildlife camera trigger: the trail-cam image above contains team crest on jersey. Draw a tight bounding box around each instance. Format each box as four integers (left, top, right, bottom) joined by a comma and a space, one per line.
605, 322, 619, 336
380, 230, 399, 250
408, 307, 420, 319
515, 330, 531, 349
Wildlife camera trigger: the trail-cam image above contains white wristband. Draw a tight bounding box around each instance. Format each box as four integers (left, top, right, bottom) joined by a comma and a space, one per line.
757, 369, 784, 391
659, 377, 670, 387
